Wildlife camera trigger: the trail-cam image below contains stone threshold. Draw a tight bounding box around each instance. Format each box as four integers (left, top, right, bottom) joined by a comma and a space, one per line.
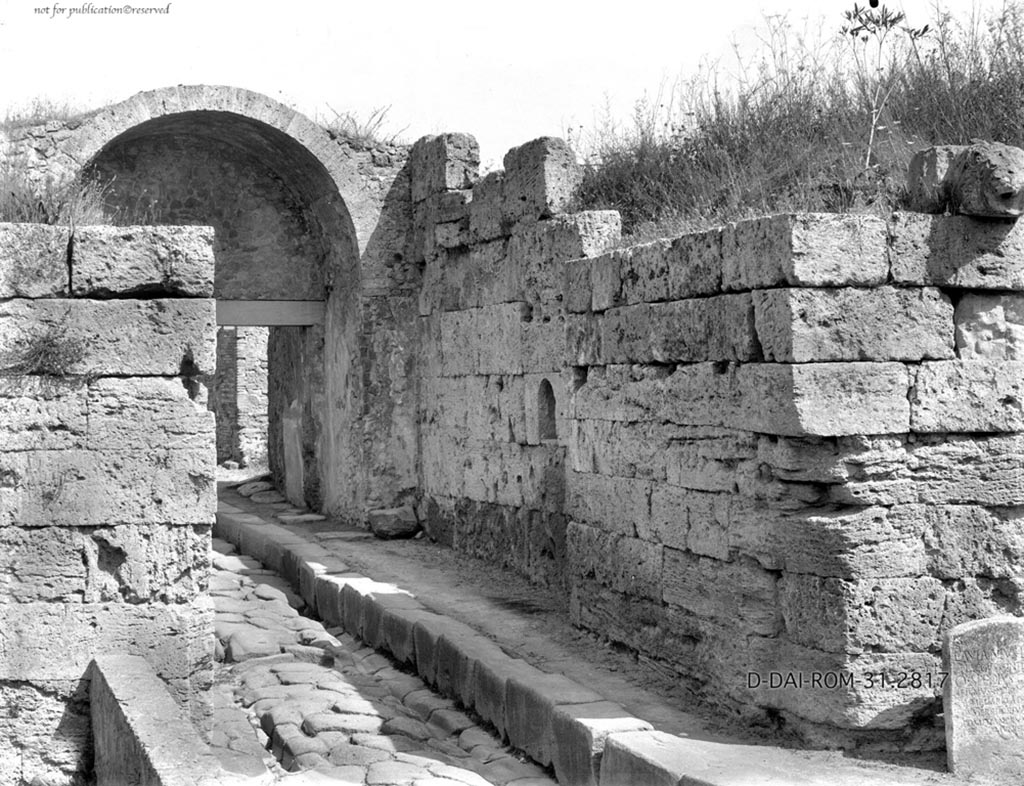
214, 492, 964, 786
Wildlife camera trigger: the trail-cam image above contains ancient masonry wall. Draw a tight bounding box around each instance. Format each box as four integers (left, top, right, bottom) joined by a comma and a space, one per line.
410, 135, 1024, 749
212, 326, 268, 468
0, 223, 216, 785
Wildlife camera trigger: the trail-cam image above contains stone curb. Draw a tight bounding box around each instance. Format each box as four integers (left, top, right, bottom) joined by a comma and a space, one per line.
214, 508, 956, 786
90, 654, 243, 786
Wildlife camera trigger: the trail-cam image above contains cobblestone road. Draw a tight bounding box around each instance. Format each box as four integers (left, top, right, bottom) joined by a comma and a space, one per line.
206, 537, 557, 785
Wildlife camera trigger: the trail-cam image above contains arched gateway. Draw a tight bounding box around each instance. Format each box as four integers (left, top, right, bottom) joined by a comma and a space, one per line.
60, 85, 412, 516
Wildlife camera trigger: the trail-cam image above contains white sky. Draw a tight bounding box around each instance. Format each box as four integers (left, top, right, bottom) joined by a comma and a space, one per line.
0, 0, 1006, 167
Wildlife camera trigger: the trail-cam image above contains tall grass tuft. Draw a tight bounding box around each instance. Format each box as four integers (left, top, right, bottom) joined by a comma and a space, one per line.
0, 163, 109, 227
574, 2, 1024, 241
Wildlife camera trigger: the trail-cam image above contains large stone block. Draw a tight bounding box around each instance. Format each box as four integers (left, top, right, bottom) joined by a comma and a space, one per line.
600, 294, 758, 363
661, 549, 780, 637
0, 447, 215, 527
912, 361, 1024, 432
551, 701, 652, 786
409, 133, 480, 204
891, 211, 1024, 288
504, 669, 603, 767
0, 298, 216, 376
0, 223, 69, 297
567, 522, 663, 600
0, 679, 91, 786
731, 501, 929, 579
0, 598, 213, 689
649, 485, 731, 558
468, 170, 506, 242
780, 574, 946, 654
722, 213, 888, 291
618, 227, 724, 304
87, 377, 214, 450
71, 225, 215, 297
573, 362, 911, 436
0, 523, 208, 603
955, 292, 1024, 360
566, 471, 652, 537
508, 212, 620, 308
0, 376, 88, 451
753, 286, 954, 362
502, 137, 581, 224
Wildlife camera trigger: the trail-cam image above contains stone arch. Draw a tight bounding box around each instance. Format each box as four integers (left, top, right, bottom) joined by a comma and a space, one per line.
62, 86, 380, 508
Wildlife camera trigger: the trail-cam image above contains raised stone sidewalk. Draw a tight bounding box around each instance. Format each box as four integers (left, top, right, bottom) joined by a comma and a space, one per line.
208, 535, 554, 784
214, 480, 968, 786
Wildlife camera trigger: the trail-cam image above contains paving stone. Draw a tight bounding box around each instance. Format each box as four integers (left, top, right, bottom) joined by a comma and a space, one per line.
353, 732, 426, 753
284, 643, 336, 665
306, 765, 368, 784
458, 728, 494, 751
480, 755, 549, 784
367, 759, 435, 785
428, 708, 476, 736
327, 741, 393, 767
227, 628, 281, 662
426, 737, 472, 759
292, 751, 330, 771
214, 748, 271, 778
382, 715, 434, 741
238, 481, 275, 497
426, 761, 494, 785
406, 689, 456, 719
303, 711, 385, 735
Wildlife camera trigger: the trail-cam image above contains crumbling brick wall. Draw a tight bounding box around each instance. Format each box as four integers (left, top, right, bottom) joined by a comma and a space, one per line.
0, 223, 216, 785
409, 133, 1024, 751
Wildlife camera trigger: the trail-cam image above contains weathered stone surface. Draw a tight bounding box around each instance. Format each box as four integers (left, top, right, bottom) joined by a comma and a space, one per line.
912, 361, 1024, 432
905, 143, 1024, 218
410, 133, 480, 204
0, 679, 90, 786
722, 213, 889, 291
573, 362, 911, 436
502, 137, 581, 224
661, 549, 780, 637
0, 376, 88, 450
944, 616, 1024, 780
0, 523, 208, 603
890, 211, 1024, 288
906, 144, 961, 214
0, 223, 69, 297
0, 298, 216, 376
567, 522, 662, 600
600, 294, 758, 363
90, 654, 224, 786
0, 447, 215, 527
0, 599, 213, 690
72, 225, 215, 296
780, 575, 945, 654
468, 170, 506, 243
955, 292, 1024, 359
618, 228, 724, 304
504, 670, 603, 767
368, 505, 420, 539
87, 377, 214, 449
551, 702, 652, 786
948, 141, 1024, 217
753, 286, 954, 362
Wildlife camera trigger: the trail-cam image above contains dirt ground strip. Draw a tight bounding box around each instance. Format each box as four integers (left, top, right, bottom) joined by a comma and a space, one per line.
207, 535, 556, 785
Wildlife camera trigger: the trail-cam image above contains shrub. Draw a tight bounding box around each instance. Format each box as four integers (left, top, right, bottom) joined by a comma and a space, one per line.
0, 162, 108, 227
573, 2, 1024, 240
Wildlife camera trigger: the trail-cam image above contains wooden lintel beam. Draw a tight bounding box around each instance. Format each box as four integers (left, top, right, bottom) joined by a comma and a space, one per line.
216, 300, 326, 326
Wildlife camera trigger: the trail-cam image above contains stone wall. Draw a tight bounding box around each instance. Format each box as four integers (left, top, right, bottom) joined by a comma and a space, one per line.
0, 223, 216, 785
407, 133, 1024, 751
211, 326, 268, 467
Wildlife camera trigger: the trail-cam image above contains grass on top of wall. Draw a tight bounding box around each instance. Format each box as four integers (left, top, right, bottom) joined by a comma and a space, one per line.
572, 2, 1024, 242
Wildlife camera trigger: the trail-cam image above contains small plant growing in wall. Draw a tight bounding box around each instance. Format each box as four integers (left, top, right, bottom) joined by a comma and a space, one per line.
1, 320, 88, 378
